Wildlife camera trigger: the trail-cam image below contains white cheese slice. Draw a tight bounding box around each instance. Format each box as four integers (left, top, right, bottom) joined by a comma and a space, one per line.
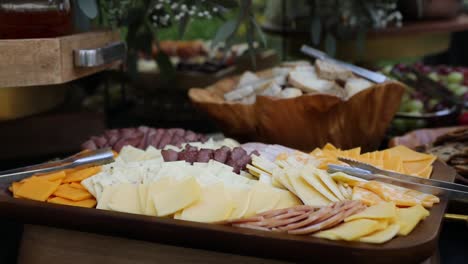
288, 169, 331, 206
244, 182, 281, 217
119, 146, 147, 162
301, 168, 339, 202
108, 183, 141, 214
225, 185, 252, 219
96, 185, 116, 210
274, 189, 302, 209
181, 183, 234, 223
152, 176, 201, 217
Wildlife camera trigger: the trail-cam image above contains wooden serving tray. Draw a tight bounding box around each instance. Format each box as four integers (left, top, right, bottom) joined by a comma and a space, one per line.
0, 31, 121, 88
0, 161, 455, 264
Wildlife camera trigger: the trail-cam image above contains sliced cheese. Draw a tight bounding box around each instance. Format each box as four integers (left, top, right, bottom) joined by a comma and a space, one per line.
38, 171, 67, 181
352, 186, 384, 206
314, 219, 381, 241
96, 185, 116, 210
312, 167, 345, 201
53, 184, 93, 201
48, 197, 96, 208
274, 189, 302, 209
288, 170, 330, 206
396, 205, 430, 236
345, 202, 396, 222
301, 169, 339, 202
108, 183, 141, 214
330, 172, 366, 187
63, 166, 101, 183
385, 145, 435, 162
358, 223, 400, 244
138, 184, 148, 212
181, 183, 234, 223
145, 177, 172, 216
15, 177, 61, 202
225, 185, 252, 219
153, 176, 201, 217
244, 183, 281, 217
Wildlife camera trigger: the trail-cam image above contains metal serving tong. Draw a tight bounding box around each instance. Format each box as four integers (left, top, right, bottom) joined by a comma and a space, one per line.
0, 148, 114, 184
300, 45, 388, 84
327, 157, 468, 203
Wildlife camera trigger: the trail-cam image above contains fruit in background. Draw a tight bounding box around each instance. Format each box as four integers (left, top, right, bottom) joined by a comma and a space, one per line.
447, 72, 463, 84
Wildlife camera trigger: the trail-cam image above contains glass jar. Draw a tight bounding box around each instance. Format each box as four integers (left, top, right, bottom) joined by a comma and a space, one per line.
0, 0, 73, 39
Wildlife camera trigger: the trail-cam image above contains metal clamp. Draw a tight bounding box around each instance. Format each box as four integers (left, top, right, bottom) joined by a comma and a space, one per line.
74, 41, 126, 67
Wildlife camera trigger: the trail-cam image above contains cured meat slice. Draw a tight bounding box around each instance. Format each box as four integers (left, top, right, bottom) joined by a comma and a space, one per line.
213, 146, 230, 163
196, 149, 214, 163
161, 149, 179, 162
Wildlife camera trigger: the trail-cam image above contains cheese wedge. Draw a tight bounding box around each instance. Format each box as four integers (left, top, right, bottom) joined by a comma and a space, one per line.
288, 170, 330, 206
358, 223, 400, 244
181, 183, 234, 223
69, 182, 86, 190
314, 219, 381, 241
108, 183, 141, 214
145, 177, 172, 216
402, 158, 436, 176
153, 176, 201, 217
345, 202, 396, 222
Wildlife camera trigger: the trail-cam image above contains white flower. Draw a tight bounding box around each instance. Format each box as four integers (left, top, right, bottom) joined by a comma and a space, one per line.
212, 7, 218, 13
155, 4, 163, 9
171, 3, 178, 9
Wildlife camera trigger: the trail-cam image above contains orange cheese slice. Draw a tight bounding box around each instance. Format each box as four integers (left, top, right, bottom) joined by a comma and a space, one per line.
352, 186, 384, 206
37, 171, 67, 182
417, 166, 433, 179
69, 182, 87, 190
15, 178, 61, 202
63, 166, 101, 183
402, 158, 436, 176
385, 145, 435, 162
10, 182, 23, 198
53, 184, 93, 201
357, 181, 420, 207
48, 197, 96, 208
323, 143, 337, 151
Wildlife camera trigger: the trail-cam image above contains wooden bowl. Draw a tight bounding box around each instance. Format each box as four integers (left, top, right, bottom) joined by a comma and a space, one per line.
189, 70, 405, 152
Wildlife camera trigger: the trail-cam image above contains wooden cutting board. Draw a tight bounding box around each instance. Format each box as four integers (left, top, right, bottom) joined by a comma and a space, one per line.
0, 31, 121, 88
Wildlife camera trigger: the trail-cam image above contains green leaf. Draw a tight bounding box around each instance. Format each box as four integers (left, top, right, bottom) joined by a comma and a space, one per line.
155, 52, 176, 81
246, 21, 256, 70
310, 16, 321, 45
212, 19, 238, 46
251, 17, 267, 47
178, 15, 190, 39
324, 33, 336, 57
77, 0, 98, 19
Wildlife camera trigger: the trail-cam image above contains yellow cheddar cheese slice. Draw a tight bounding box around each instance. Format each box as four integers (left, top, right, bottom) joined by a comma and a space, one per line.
288, 170, 330, 207
244, 182, 281, 217
69, 182, 87, 190
53, 184, 93, 201
358, 223, 400, 244
345, 202, 396, 222
314, 219, 381, 241
63, 166, 101, 183
15, 177, 61, 202
48, 197, 97, 208
385, 145, 435, 162
38, 171, 67, 181
397, 205, 430, 236
226, 186, 252, 219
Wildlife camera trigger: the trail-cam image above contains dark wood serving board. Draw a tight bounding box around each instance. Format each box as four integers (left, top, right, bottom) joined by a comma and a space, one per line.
0, 161, 456, 264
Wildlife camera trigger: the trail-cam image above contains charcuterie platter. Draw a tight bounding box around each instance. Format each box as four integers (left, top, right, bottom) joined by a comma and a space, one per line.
0, 127, 456, 263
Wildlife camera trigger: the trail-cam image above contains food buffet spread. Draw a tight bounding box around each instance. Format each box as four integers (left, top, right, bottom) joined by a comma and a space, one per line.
1, 58, 464, 264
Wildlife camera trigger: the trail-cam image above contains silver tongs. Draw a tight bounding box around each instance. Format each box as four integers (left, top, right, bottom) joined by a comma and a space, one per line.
300, 45, 388, 84
0, 148, 115, 184
327, 157, 468, 203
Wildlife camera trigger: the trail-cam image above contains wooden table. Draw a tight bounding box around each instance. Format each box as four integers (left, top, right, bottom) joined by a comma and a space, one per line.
15, 224, 439, 264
